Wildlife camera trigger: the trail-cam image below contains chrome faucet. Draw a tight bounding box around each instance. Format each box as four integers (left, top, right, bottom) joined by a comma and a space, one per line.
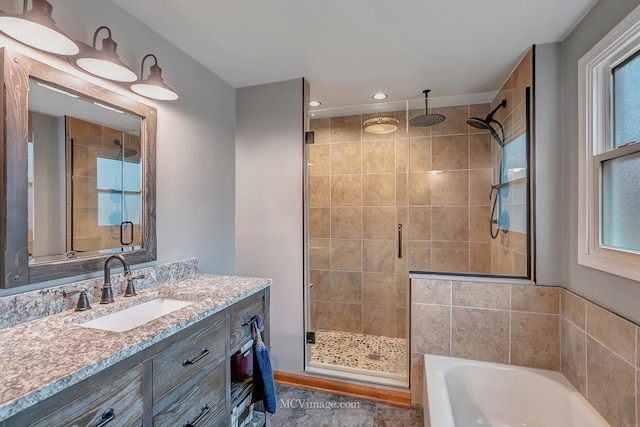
100, 254, 144, 304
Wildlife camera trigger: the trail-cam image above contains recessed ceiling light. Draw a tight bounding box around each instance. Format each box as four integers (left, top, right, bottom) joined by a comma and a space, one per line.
372, 93, 388, 100
309, 100, 321, 107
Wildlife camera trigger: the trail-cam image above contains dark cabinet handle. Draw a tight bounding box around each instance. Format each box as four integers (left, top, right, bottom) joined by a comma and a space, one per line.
397, 224, 403, 259
183, 404, 209, 427
95, 408, 115, 427
182, 348, 210, 366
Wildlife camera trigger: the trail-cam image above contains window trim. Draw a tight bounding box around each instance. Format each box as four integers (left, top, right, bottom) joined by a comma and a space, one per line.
578, 4, 640, 281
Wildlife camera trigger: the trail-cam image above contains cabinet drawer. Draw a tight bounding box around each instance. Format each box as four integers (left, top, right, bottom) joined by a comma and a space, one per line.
229, 293, 265, 353
152, 317, 225, 409
29, 364, 143, 427
153, 362, 227, 427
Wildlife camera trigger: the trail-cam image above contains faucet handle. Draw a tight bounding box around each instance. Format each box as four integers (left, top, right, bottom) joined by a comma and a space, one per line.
63, 289, 91, 311
124, 274, 144, 297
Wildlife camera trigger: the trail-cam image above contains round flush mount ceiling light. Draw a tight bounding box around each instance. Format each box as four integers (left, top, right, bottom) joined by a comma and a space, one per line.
372, 93, 388, 100
309, 100, 321, 107
0, 0, 79, 55
130, 54, 179, 101
363, 116, 399, 134
72, 26, 137, 82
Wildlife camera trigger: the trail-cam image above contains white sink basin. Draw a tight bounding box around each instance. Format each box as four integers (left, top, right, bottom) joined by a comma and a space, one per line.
77, 297, 193, 332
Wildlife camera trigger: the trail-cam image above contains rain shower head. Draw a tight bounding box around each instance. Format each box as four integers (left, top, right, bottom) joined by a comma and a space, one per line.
114, 139, 137, 158
409, 89, 446, 127
466, 99, 507, 146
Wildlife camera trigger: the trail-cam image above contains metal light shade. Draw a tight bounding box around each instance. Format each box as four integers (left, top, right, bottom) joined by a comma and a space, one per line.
0, 0, 78, 55
73, 26, 137, 82
363, 116, 399, 134
131, 54, 178, 100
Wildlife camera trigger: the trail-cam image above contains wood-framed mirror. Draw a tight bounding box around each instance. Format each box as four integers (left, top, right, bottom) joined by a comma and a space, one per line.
1, 48, 157, 288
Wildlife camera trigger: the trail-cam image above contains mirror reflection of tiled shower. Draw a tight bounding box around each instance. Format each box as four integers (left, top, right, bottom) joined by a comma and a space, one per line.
304, 90, 530, 385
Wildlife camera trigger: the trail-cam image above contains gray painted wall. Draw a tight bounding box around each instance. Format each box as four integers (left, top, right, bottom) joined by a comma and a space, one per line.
562, 0, 640, 323
236, 79, 305, 374
534, 43, 565, 285
0, 0, 236, 296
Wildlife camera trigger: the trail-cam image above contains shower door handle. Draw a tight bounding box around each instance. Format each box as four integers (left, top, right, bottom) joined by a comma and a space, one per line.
397, 224, 403, 259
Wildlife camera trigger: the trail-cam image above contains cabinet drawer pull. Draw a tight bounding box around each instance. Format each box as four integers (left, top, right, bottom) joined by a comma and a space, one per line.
183, 404, 209, 427
182, 347, 210, 366
95, 408, 115, 427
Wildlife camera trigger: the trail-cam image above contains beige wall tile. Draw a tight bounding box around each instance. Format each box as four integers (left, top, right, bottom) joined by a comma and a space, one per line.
314, 300, 362, 333
73, 207, 100, 238
363, 272, 396, 306
330, 239, 362, 271
452, 307, 509, 363
561, 318, 586, 395
431, 171, 469, 205
410, 353, 424, 405
452, 281, 510, 310
363, 207, 395, 239
412, 279, 451, 305
363, 239, 395, 273
432, 135, 469, 170
312, 270, 362, 304
469, 133, 492, 169
363, 173, 395, 206
396, 173, 408, 205
72, 144, 100, 178
330, 115, 361, 142
331, 142, 361, 174
308, 144, 330, 176
469, 170, 492, 206
396, 137, 408, 172
431, 207, 469, 241
396, 307, 407, 339
432, 241, 469, 272
331, 207, 362, 239
431, 105, 469, 136
512, 252, 527, 277
362, 140, 395, 173
561, 289, 586, 330
511, 312, 559, 370
71, 237, 102, 252
512, 49, 533, 89
309, 207, 330, 238
363, 305, 396, 337
587, 302, 636, 365
469, 206, 491, 242
586, 337, 635, 427
331, 175, 361, 206
412, 303, 451, 355
396, 274, 409, 308
409, 172, 432, 205
638, 327, 640, 369
512, 285, 559, 314
469, 242, 491, 274
409, 137, 431, 172
309, 238, 330, 270
310, 118, 330, 144
409, 240, 431, 271
509, 231, 528, 254
409, 206, 431, 240
309, 176, 331, 206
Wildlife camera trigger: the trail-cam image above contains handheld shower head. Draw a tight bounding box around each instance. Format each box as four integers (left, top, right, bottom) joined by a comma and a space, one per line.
466, 99, 507, 146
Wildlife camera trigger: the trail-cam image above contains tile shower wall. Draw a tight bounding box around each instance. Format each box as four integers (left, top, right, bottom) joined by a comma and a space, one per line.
410, 278, 560, 406
308, 111, 408, 339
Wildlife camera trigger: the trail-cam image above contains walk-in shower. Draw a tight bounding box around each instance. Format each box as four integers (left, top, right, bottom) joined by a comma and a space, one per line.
304, 88, 531, 386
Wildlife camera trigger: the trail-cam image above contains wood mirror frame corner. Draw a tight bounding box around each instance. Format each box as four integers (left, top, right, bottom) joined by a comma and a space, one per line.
0, 48, 157, 288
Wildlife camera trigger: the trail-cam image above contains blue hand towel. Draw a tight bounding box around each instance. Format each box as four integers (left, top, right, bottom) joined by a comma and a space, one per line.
251, 315, 277, 414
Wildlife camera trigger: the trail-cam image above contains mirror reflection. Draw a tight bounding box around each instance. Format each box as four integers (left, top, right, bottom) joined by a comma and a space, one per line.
27, 78, 143, 264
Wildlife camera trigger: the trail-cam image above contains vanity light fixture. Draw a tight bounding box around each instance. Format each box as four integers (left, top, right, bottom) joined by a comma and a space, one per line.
130, 54, 179, 100
309, 100, 321, 107
372, 93, 388, 100
363, 116, 399, 134
0, 0, 78, 55
72, 26, 137, 82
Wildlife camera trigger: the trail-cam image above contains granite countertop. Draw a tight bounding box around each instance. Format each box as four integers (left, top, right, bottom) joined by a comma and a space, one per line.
0, 274, 272, 422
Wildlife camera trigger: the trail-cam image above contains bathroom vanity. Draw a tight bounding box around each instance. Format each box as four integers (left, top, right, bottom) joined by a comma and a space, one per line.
0, 273, 271, 426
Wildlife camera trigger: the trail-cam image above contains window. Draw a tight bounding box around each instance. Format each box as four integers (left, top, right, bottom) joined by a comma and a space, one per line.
578, 4, 640, 280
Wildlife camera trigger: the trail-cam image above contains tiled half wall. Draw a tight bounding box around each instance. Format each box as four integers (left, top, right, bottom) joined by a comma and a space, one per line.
411, 277, 640, 427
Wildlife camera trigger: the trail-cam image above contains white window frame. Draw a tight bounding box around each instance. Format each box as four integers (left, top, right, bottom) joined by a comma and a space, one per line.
578, 4, 640, 281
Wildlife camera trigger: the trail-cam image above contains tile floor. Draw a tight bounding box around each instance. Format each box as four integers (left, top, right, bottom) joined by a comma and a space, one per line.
309, 329, 407, 376
270, 384, 424, 426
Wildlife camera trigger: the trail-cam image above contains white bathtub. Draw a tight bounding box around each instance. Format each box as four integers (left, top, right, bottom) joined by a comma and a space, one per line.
423, 355, 610, 427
